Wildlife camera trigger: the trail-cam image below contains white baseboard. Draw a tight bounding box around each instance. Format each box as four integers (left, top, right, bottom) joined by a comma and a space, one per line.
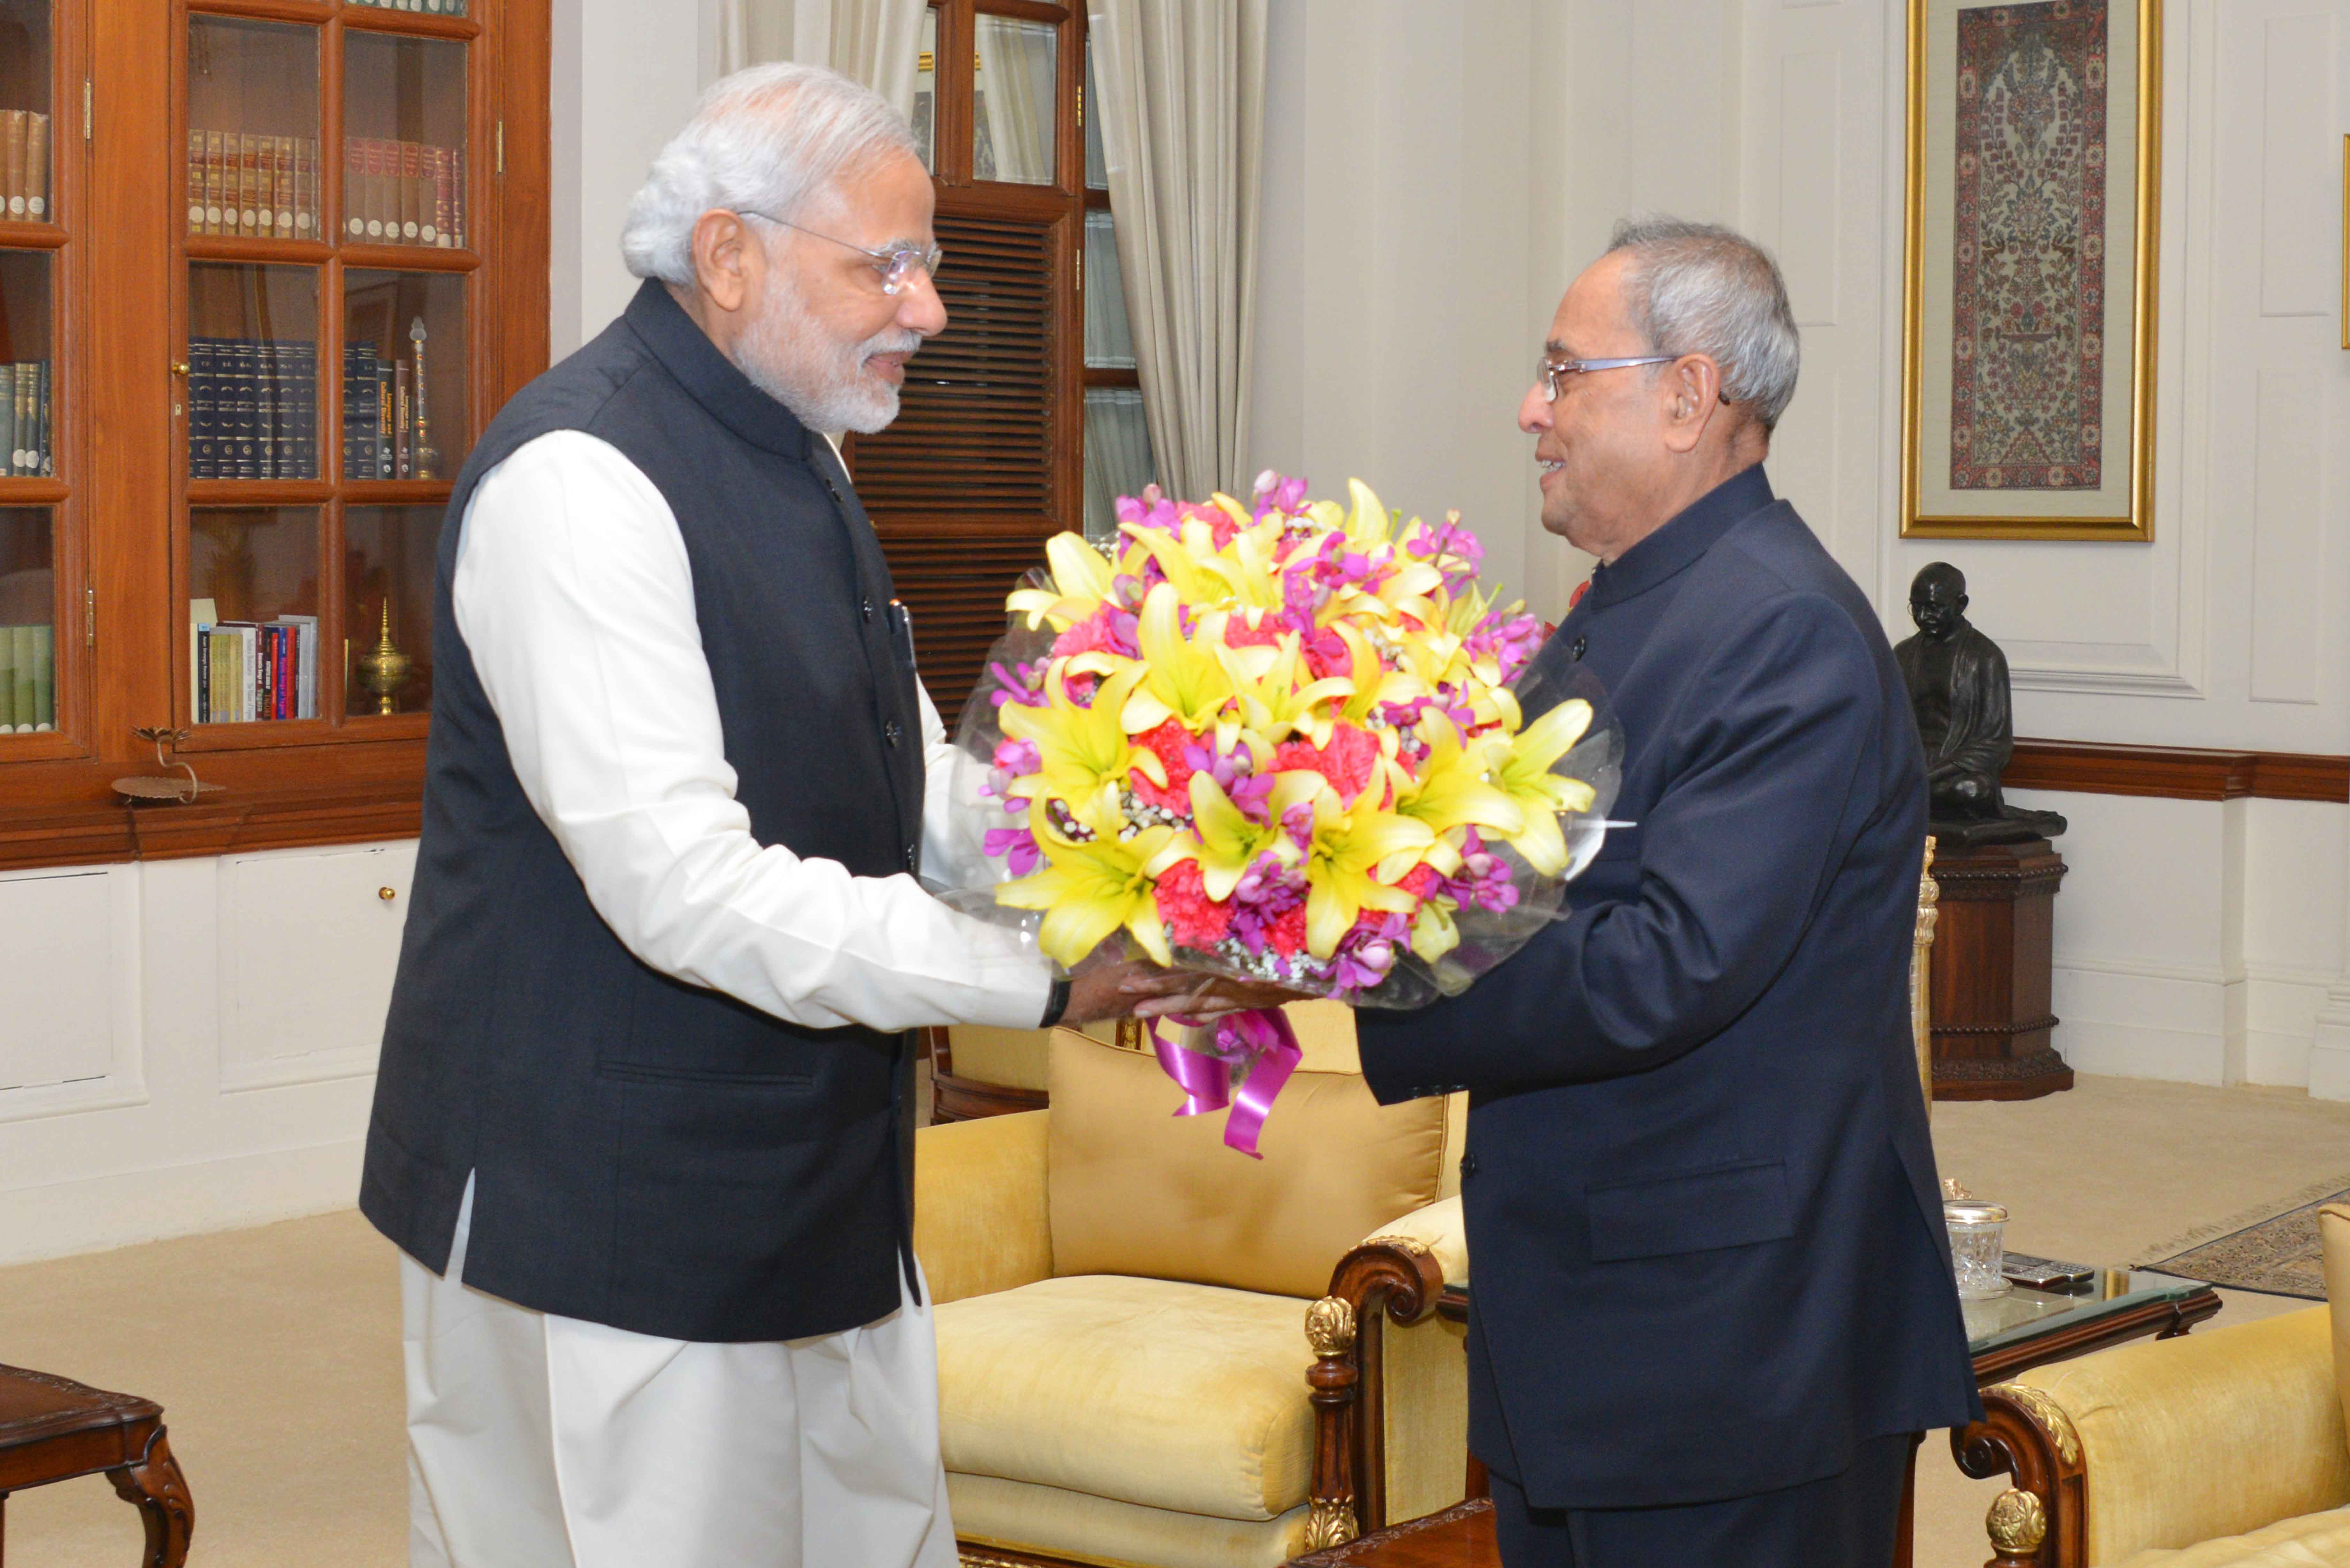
0, 1137, 366, 1268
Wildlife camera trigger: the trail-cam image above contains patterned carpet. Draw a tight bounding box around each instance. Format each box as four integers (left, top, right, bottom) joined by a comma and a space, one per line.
2135, 1174, 2350, 1299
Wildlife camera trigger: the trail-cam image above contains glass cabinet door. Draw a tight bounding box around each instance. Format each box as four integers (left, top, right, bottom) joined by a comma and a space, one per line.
343, 30, 468, 251
185, 17, 321, 242
0, 0, 65, 751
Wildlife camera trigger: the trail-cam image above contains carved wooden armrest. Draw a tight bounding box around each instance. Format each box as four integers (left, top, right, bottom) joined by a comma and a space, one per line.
1953, 1382, 2088, 1568
1301, 1234, 1448, 1551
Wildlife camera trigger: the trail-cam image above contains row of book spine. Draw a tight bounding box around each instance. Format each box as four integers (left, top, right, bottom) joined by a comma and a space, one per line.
0, 624, 56, 733
344, 139, 466, 250
1, 363, 53, 478
342, 344, 425, 481
186, 132, 322, 241
2, 110, 51, 222
349, 0, 469, 12
195, 617, 318, 724
189, 338, 319, 481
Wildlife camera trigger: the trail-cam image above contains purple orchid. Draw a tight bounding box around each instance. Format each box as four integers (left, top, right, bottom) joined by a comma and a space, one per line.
984, 825, 1042, 876
987, 660, 1048, 709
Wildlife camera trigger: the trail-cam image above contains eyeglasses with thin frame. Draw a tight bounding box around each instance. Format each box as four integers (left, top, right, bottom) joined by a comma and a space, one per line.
1536, 353, 1674, 401
737, 209, 945, 296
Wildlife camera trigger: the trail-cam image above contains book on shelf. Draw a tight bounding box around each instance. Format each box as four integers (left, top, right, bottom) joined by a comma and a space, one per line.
339, 340, 434, 482
186, 338, 319, 481
0, 623, 56, 733
185, 132, 319, 238
345, 137, 464, 248
4, 109, 51, 222
0, 361, 54, 478
192, 614, 317, 724
346, 0, 470, 13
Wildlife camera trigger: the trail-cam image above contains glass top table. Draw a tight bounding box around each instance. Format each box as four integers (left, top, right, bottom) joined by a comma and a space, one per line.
1961, 1268, 2219, 1385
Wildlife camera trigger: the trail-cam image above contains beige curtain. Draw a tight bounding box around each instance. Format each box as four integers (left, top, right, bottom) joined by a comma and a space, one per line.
1083, 0, 1267, 501
711, 0, 925, 117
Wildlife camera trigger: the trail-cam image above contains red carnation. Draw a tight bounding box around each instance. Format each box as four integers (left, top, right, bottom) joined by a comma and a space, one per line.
1155, 858, 1233, 950
1128, 718, 1200, 812
1274, 722, 1382, 804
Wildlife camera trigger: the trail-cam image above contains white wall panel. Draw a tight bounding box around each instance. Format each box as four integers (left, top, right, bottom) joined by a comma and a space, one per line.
2249, 368, 2326, 704
2257, 13, 2338, 318
0, 869, 115, 1092
1773, 51, 1839, 328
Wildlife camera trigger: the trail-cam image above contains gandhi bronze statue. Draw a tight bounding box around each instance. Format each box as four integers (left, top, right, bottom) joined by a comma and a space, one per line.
1893, 562, 2065, 846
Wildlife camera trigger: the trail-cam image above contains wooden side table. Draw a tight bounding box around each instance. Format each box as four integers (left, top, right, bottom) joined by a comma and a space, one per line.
0, 1363, 193, 1567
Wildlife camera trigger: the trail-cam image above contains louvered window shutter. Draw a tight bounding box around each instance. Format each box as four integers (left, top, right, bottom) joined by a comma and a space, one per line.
852, 212, 1063, 728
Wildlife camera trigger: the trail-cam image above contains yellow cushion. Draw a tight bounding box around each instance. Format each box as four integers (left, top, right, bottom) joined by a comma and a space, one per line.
2018, 1307, 2349, 1563
1045, 1021, 1450, 1299
935, 1274, 1315, 1522
2106, 1505, 2350, 1567
2325, 1204, 2350, 1467
913, 1111, 1052, 1307
946, 1025, 1055, 1092
947, 1474, 1309, 1568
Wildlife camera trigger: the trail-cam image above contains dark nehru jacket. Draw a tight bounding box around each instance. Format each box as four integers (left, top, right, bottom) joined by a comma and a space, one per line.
1357, 466, 1981, 1508
361, 279, 928, 1344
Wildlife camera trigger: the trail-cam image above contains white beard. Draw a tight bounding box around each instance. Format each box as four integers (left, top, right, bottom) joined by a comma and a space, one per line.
734, 264, 923, 435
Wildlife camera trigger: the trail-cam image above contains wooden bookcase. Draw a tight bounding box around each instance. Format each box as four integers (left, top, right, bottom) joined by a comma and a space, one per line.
0, 0, 547, 872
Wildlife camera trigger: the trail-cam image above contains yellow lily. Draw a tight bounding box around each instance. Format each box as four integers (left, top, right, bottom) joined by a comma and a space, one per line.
1270, 773, 1436, 959
1483, 693, 1599, 876
1198, 515, 1289, 613
1120, 582, 1239, 743
1214, 633, 1354, 748
1007, 533, 1118, 630
1392, 712, 1525, 863
1122, 516, 1232, 607
997, 785, 1176, 967
1000, 659, 1164, 807
1333, 622, 1430, 729
1408, 896, 1462, 963
1148, 770, 1299, 901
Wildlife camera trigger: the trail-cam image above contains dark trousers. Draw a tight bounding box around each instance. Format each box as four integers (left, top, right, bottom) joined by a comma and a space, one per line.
1488, 1432, 1917, 1568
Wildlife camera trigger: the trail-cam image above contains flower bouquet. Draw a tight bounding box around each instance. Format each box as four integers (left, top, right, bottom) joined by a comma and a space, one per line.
928, 473, 1621, 1154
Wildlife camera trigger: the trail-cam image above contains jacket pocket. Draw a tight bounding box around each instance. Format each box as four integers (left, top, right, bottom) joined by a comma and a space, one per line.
1585, 1157, 1792, 1262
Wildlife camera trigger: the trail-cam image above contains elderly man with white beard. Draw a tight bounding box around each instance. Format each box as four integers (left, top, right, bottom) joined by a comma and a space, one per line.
360, 64, 1200, 1568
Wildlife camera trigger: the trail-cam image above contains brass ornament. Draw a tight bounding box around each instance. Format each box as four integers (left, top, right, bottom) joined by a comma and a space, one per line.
1304, 1296, 1356, 1358
1988, 1382, 2083, 1466
1302, 1498, 1359, 1551
1986, 1488, 2049, 1554
115, 726, 223, 805
355, 599, 414, 716
1363, 1234, 1433, 1259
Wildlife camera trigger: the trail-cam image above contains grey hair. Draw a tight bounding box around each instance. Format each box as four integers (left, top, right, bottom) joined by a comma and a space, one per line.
1605, 216, 1801, 433
620, 63, 918, 287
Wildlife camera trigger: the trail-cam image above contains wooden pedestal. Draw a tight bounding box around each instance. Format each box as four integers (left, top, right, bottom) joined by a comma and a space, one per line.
1927, 836, 2073, 1101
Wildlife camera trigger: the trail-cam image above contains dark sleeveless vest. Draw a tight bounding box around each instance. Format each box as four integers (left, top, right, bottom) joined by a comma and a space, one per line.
361, 280, 929, 1343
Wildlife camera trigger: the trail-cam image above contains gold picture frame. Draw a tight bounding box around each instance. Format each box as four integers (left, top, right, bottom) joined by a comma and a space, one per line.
1900, 0, 2163, 541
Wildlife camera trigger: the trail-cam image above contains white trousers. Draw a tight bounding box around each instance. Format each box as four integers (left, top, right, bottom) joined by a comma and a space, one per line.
402, 1177, 959, 1568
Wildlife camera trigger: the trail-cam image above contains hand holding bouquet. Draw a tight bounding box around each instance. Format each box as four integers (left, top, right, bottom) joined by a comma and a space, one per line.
929, 472, 1621, 1152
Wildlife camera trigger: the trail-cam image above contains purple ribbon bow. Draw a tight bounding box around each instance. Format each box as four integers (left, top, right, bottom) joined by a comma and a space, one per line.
1146, 1006, 1303, 1159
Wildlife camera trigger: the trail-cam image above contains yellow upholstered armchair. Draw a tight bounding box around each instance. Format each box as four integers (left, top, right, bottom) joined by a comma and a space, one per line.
1951, 1204, 2350, 1567
913, 1003, 1470, 1567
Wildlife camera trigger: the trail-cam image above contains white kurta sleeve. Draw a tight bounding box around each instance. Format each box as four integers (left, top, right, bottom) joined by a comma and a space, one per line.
451, 429, 1053, 1033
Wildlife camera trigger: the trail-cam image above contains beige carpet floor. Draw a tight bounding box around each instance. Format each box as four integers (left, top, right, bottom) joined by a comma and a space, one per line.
1, 1073, 2343, 1567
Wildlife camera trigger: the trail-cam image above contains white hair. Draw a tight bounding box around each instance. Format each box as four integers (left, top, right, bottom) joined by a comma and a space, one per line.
620, 63, 918, 287
1606, 216, 1801, 433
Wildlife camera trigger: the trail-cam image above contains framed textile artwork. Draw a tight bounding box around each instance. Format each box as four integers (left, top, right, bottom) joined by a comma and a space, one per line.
1901, 0, 2163, 540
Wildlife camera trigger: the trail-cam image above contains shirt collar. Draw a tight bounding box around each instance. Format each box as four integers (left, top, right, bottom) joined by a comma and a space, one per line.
1584, 463, 1775, 610
623, 278, 819, 462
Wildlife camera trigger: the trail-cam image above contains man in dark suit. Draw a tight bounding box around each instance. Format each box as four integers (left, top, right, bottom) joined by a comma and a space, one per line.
1356, 217, 1980, 1566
